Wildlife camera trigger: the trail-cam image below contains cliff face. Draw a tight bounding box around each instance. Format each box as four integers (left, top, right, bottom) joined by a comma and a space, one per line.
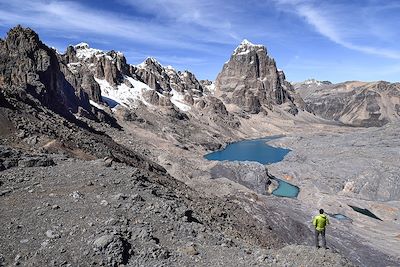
135, 57, 204, 96
215, 39, 304, 115
0, 26, 90, 117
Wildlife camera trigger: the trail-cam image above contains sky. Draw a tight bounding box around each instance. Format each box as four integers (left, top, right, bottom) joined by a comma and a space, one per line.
0, 0, 399, 83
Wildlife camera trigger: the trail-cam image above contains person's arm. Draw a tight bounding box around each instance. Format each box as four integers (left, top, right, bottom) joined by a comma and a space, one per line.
312, 216, 317, 227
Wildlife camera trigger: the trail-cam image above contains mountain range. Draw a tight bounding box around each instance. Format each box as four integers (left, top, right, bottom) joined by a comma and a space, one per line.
1, 26, 399, 266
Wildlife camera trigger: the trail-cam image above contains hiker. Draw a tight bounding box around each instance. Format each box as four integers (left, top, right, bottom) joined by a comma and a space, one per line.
312, 209, 330, 249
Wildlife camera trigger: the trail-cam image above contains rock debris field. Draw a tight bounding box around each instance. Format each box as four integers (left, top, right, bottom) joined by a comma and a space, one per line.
0, 154, 355, 266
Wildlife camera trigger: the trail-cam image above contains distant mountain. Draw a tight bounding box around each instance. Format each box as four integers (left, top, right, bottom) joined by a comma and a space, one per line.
294, 80, 400, 127
215, 39, 307, 115
292, 79, 332, 88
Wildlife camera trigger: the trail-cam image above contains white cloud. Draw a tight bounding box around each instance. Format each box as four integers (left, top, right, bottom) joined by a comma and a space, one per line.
120, 0, 234, 31
274, 0, 400, 59
0, 0, 236, 51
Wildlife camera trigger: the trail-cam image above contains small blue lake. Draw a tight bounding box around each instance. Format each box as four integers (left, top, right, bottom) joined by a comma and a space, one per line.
204, 137, 291, 165
328, 213, 352, 222
205, 137, 299, 198
271, 178, 299, 198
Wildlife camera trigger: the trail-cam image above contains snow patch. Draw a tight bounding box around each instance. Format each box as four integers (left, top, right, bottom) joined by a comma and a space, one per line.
89, 100, 105, 110
74, 43, 112, 60
240, 39, 255, 46
94, 76, 163, 109
204, 82, 216, 95
304, 79, 323, 86
67, 62, 82, 73
170, 89, 191, 112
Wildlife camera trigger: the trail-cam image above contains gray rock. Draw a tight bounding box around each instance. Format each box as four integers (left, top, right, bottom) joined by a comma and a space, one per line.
18, 157, 55, 168
210, 161, 272, 195
46, 230, 60, 239
93, 234, 114, 249
0, 26, 93, 117
180, 243, 199, 255
215, 39, 305, 115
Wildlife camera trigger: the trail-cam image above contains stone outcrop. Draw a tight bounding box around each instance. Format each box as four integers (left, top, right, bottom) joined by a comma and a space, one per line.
0, 26, 90, 117
61, 43, 129, 98
294, 80, 400, 127
210, 161, 272, 195
215, 39, 304, 115
135, 58, 204, 96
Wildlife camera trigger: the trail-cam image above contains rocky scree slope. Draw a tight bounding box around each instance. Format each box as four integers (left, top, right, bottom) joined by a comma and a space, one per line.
294, 79, 400, 127
0, 157, 356, 266
215, 39, 307, 115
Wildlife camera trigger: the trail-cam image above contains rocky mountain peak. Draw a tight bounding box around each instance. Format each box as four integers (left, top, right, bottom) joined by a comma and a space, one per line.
134, 57, 204, 98
137, 57, 163, 70
74, 42, 89, 49
233, 39, 265, 56
215, 40, 305, 115
0, 25, 96, 118
70, 42, 111, 61
3, 25, 42, 53
294, 79, 332, 87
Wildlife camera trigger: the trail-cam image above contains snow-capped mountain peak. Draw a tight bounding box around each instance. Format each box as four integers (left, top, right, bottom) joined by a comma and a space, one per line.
137, 57, 163, 69
240, 39, 256, 46
74, 42, 90, 49
72, 42, 110, 60
233, 39, 265, 56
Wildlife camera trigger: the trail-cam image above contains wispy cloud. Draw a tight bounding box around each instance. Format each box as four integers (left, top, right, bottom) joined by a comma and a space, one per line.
120, 0, 235, 31
274, 0, 400, 59
0, 0, 237, 51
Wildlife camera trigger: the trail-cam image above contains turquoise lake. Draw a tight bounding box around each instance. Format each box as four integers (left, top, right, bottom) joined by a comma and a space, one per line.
204, 137, 291, 164
270, 177, 299, 198
205, 137, 299, 198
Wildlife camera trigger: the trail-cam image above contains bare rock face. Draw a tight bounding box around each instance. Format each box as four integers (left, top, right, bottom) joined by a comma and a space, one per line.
135, 58, 204, 97
294, 80, 400, 127
215, 39, 303, 115
0, 26, 90, 117
198, 96, 229, 116
142, 90, 160, 105
210, 161, 272, 195
81, 74, 102, 103
195, 96, 240, 128
61, 43, 129, 95
200, 80, 216, 95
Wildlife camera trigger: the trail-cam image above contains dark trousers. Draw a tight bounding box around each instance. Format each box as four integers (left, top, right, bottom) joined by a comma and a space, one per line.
315, 229, 326, 248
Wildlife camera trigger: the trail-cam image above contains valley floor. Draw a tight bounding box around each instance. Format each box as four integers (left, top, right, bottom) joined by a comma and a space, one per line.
1, 107, 399, 266
103, 110, 400, 266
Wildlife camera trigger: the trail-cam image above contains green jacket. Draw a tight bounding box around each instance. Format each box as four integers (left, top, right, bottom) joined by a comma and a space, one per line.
312, 214, 329, 231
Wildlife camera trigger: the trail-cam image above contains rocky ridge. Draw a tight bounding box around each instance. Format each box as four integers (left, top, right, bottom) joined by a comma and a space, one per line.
62, 43, 207, 112
294, 80, 400, 126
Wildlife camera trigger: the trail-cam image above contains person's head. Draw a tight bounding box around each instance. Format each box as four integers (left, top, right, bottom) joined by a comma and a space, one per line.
319, 209, 324, 214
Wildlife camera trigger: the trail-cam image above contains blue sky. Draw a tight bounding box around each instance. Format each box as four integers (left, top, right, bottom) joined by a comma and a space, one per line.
0, 0, 399, 83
